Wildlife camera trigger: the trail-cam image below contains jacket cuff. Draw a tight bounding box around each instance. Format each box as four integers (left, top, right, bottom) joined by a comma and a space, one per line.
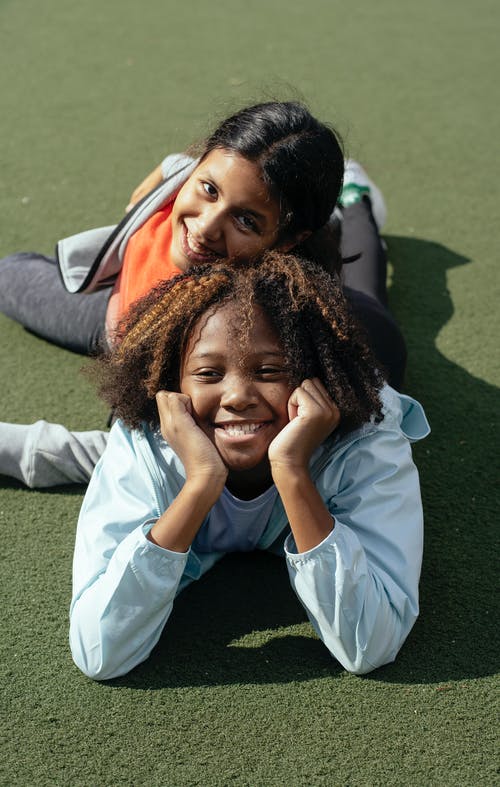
140, 520, 190, 558
284, 518, 337, 560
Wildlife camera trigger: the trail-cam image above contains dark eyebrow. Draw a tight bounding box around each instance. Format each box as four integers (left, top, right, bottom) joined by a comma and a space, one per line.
187, 352, 225, 361
254, 351, 287, 359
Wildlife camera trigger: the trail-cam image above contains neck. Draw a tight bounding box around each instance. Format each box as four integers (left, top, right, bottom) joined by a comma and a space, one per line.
226, 462, 274, 500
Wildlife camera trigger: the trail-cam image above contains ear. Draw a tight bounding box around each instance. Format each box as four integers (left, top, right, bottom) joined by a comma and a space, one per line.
276, 230, 312, 253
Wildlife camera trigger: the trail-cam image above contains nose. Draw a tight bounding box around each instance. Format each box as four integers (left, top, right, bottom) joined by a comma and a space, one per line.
220, 373, 259, 411
196, 204, 224, 242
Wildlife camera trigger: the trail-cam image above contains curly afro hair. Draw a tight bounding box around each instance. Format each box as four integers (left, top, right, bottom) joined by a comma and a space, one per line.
93, 251, 385, 435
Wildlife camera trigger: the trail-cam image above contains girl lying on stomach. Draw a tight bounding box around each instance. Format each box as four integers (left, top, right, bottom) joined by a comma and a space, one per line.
70, 251, 429, 680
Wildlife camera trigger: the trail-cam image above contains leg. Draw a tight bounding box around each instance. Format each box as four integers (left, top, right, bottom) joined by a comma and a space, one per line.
343, 287, 407, 391
339, 199, 407, 390
0, 252, 111, 355
0, 255, 112, 486
0, 421, 108, 487
340, 199, 388, 306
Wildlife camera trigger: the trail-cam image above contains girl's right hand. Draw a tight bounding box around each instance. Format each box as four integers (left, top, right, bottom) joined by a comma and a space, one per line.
156, 391, 228, 488
125, 164, 164, 212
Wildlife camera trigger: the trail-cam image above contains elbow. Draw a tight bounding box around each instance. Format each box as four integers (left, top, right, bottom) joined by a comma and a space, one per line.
69, 622, 127, 681
69, 610, 155, 681
70, 637, 113, 681
336, 648, 396, 676
70, 645, 129, 682
71, 657, 113, 682
323, 605, 418, 676
73, 662, 110, 682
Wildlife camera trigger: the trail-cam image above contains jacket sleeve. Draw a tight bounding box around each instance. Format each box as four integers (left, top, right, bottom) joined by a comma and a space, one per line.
69, 423, 189, 681
284, 425, 424, 675
160, 152, 196, 180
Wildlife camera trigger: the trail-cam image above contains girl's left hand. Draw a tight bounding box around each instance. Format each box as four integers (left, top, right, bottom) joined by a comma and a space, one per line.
268, 378, 340, 472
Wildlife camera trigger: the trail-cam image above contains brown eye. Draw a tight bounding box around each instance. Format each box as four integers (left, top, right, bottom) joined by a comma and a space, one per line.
257, 366, 286, 377
194, 368, 222, 380
202, 181, 217, 198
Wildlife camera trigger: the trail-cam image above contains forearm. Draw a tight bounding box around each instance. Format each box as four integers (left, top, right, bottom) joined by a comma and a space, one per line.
272, 467, 334, 552
147, 476, 224, 552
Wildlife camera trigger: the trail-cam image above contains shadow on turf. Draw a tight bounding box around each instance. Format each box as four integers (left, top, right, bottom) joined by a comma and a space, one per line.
376, 236, 499, 685
110, 550, 344, 689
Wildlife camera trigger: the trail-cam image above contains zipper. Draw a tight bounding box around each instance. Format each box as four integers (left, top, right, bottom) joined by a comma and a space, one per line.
136, 430, 169, 519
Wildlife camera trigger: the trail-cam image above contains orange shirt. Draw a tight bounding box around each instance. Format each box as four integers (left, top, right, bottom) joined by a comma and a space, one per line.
105, 203, 181, 342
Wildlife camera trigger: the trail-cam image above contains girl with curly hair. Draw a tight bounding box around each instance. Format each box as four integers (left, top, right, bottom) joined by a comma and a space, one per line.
70, 251, 429, 680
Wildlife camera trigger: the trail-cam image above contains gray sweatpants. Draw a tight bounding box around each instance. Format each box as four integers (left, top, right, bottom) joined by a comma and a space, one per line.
0, 421, 108, 487
0, 253, 111, 486
0, 252, 110, 354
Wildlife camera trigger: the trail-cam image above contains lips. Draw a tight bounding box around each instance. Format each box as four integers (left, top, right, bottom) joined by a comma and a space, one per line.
180, 223, 223, 263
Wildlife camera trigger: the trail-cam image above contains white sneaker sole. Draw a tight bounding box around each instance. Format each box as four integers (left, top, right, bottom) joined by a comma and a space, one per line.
343, 159, 387, 231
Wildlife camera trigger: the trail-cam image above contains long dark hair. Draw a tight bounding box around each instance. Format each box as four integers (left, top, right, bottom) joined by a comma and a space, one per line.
200, 101, 345, 273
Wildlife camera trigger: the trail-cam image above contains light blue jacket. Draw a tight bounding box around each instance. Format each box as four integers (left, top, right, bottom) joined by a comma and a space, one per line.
70, 385, 430, 680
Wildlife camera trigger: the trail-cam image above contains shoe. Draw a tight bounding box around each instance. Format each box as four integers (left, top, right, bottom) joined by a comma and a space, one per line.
339, 159, 387, 231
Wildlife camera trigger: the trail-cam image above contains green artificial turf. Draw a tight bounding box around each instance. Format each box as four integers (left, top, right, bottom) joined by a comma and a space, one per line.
1, 0, 498, 784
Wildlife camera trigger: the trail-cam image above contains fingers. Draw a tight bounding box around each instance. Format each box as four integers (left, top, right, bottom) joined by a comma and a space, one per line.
126, 164, 164, 212
156, 391, 194, 432
156, 390, 192, 412
288, 379, 340, 429
301, 377, 333, 406
126, 185, 148, 213
126, 184, 146, 213
292, 378, 337, 411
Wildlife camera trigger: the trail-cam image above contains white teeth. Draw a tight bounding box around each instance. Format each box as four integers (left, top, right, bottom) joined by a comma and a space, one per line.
221, 423, 264, 436
187, 230, 211, 256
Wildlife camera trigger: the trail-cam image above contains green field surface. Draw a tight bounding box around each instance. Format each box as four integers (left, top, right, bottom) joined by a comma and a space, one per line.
0, 1, 498, 785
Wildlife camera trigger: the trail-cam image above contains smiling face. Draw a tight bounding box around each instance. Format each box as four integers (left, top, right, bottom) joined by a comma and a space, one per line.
179, 300, 293, 498
170, 149, 284, 272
